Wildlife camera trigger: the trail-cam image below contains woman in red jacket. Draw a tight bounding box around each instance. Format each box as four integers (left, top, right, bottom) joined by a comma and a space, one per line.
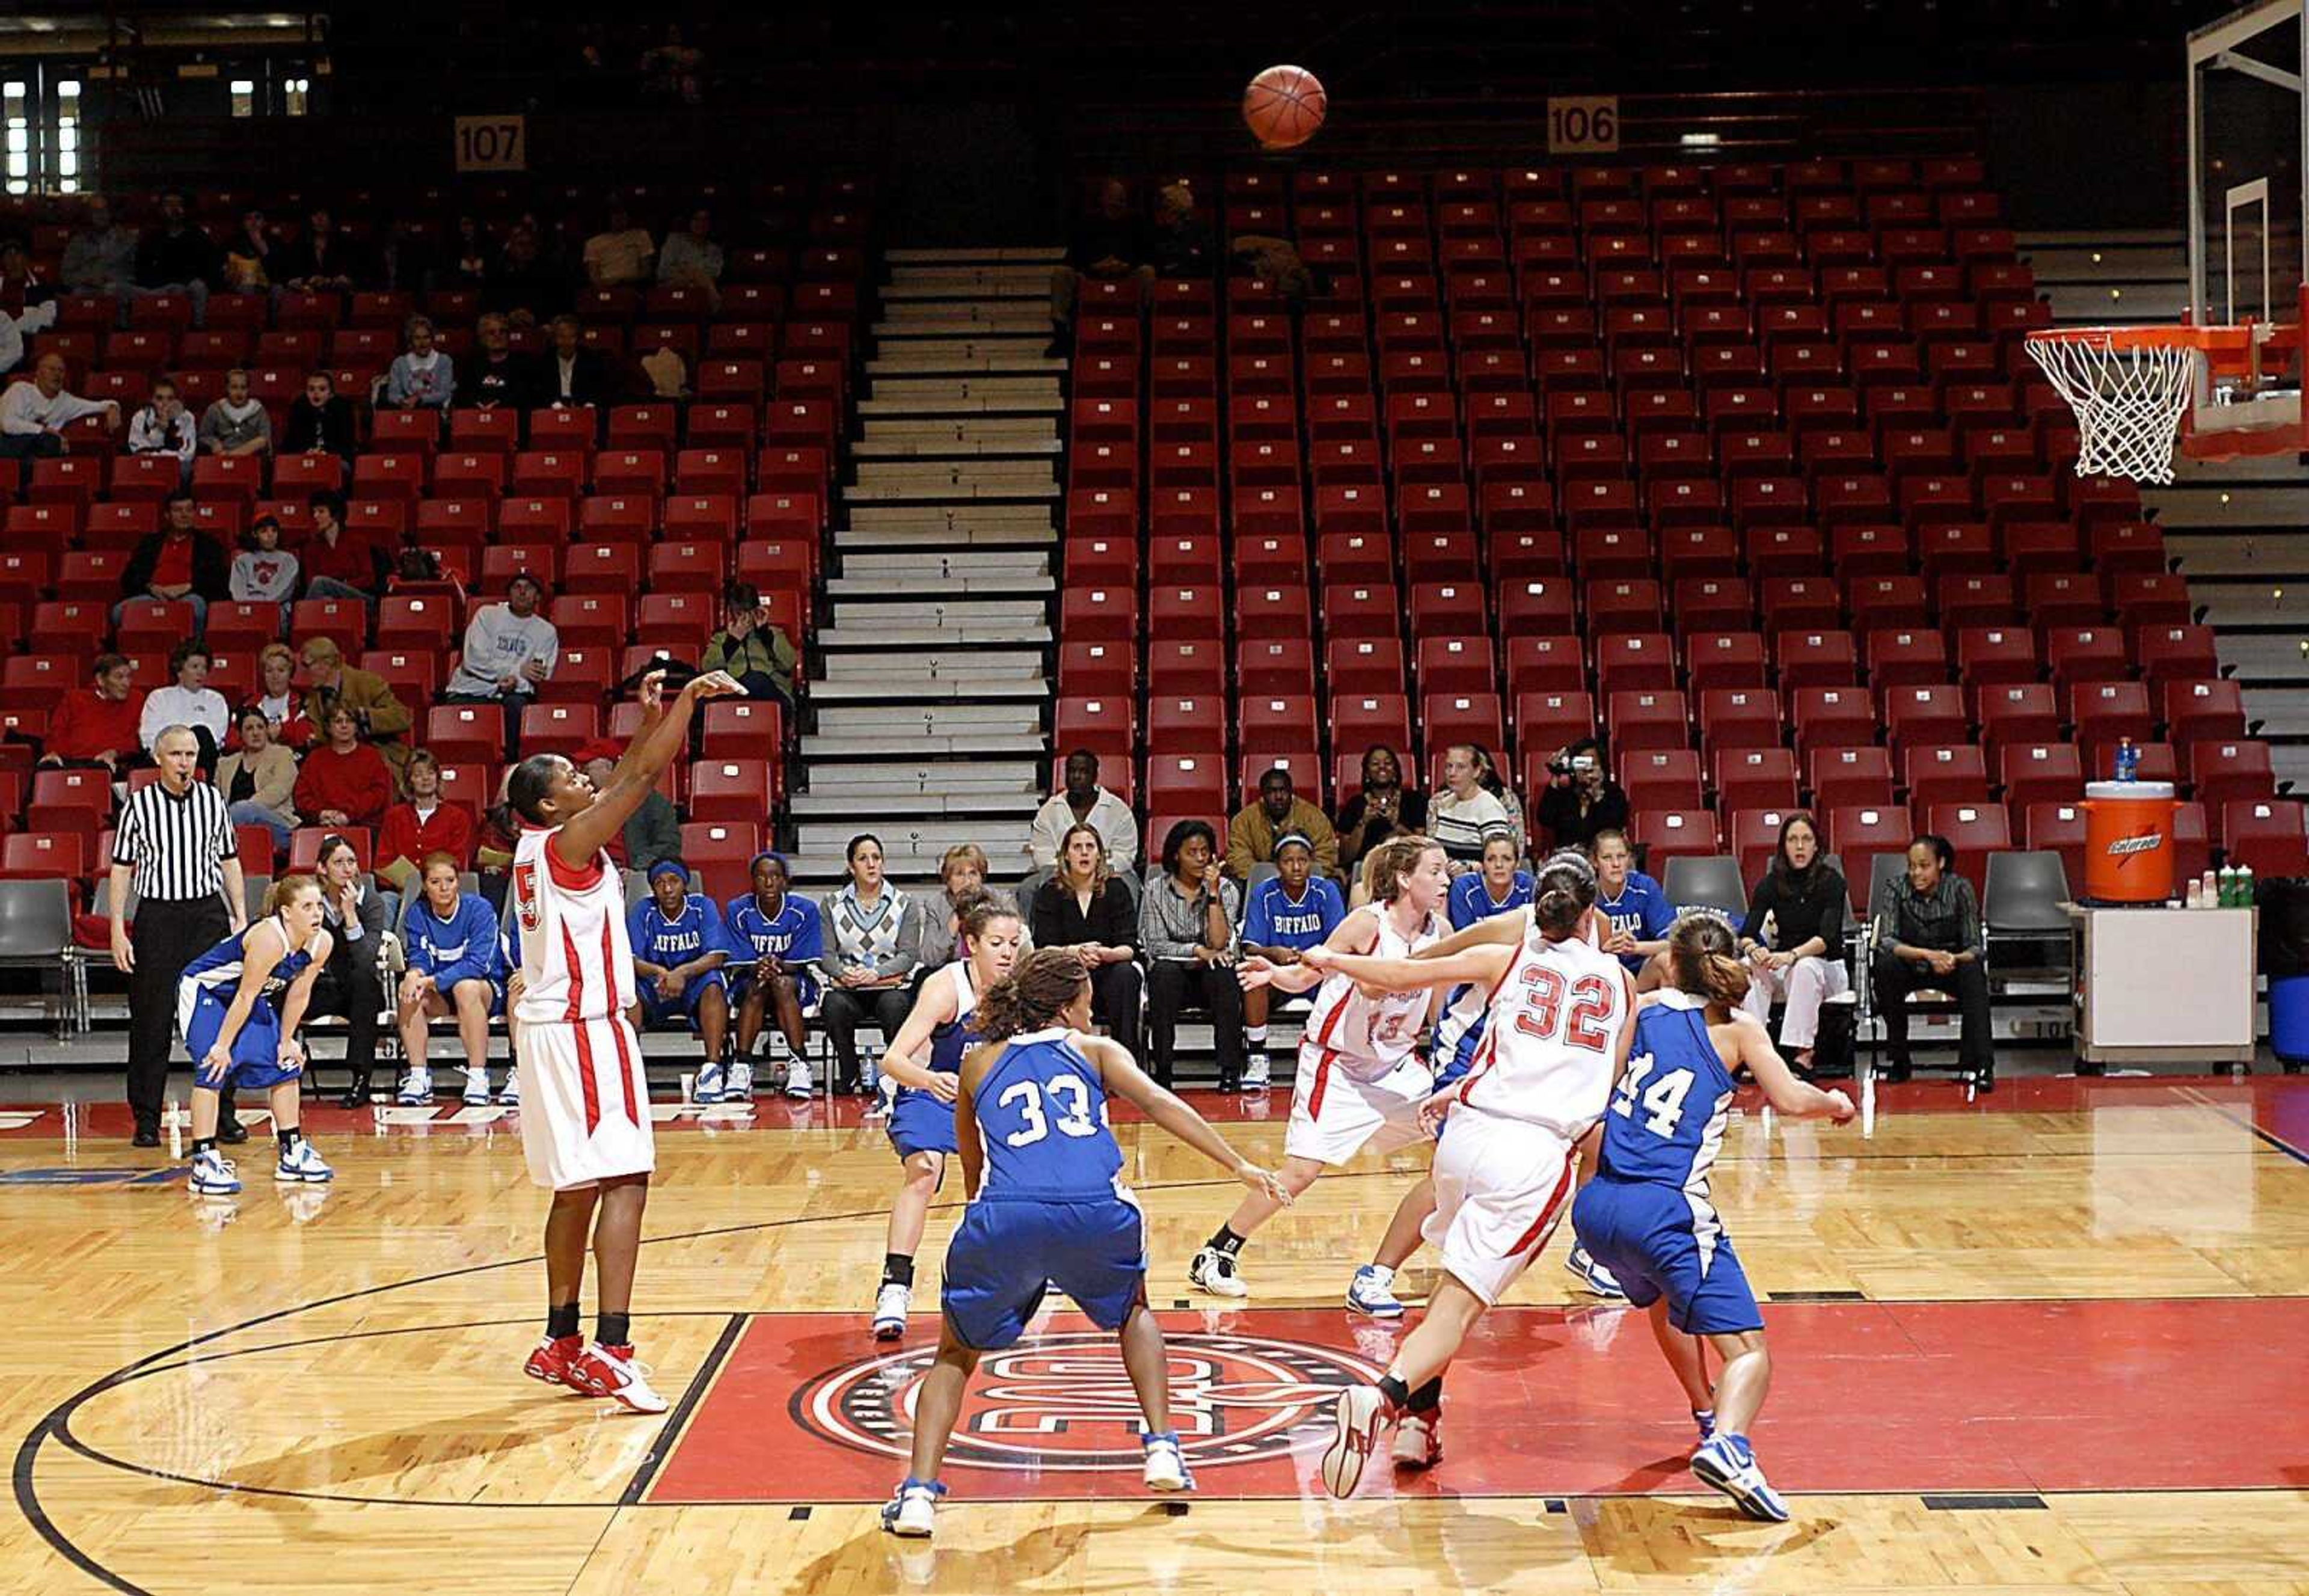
375, 749, 476, 892
293, 704, 393, 829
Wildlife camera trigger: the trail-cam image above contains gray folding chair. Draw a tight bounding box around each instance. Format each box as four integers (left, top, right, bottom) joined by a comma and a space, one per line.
1663, 855, 1748, 918
0, 879, 84, 1037
1983, 850, 2074, 987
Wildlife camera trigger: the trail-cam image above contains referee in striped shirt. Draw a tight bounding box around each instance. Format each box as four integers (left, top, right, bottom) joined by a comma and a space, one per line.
109, 725, 247, 1147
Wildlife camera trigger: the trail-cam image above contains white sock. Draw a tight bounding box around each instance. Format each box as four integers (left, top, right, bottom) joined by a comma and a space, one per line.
1246, 1025, 1269, 1049
1366, 1262, 1394, 1283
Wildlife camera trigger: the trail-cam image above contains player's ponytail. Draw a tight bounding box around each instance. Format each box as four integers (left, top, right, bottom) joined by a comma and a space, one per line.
265, 873, 321, 918
1363, 834, 1441, 904
1667, 910, 1751, 1008
975, 948, 1090, 1041
1532, 849, 1596, 941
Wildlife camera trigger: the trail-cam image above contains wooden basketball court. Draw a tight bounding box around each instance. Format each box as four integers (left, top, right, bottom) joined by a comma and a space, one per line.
8, 1074, 2309, 1594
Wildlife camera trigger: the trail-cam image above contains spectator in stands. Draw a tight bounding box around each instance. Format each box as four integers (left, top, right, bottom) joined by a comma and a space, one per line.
1238, 831, 1346, 1088
228, 514, 298, 612
0, 294, 54, 379
251, 642, 313, 747
538, 313, 616, 410
197, 367, 272, 458
299, 493, 384, 601
1029, 822, 1142, 1054
283, 371, 357, 466
216, 704, 298, 849
1047, 177, 1153, 357
1429, 743, 1519, 869
1592, 827, 1676, 984
699, 581, 798, 707
475, 767, 520, 910
40, 652, 143, 772
275, 206, 359, 296
0, 238, 46, 314
1871, 833, 1995, 1090
372, 212, 432, 297
1334, 743, 1429, 872
296, 704, 393, 829
126, 377, 197, 485
0, 349, 121, 461
640, 23, 707, 104
442, 574, 558, 760
308, 831, 385, 1108
1737, 811, 1851, 1075
1536, 735, 1629, 853
917, 843, 1002, 974
140, 641, 230, 765
399, 852, 510, 1107
118, 490, 227, 634
444, 215, 491, 292
1226, 766, 1340, 880
221, 209, 272, 296
1027, 749, 1138, 872
577, 741, 680, 871
489, 224, 562, 324
382, 314, 455, 412
61, 195, 138, 307
133, 189, 215, 327
1150, 182, 1215, 278
583, 200, 656, 292
376, 749, 476, 892
1449, 828, 1534, 928
817, 833, 925, 1093
725, 851, 823, 1097
458, 312, 535, 408
1139, 818, 1244, 1090
657, 206, 724, 301
296, 636, 412, 784
1473, 743, 1530, 854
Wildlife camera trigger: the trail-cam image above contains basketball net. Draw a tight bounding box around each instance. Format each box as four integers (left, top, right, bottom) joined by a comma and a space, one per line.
2024, 333, 2199, 485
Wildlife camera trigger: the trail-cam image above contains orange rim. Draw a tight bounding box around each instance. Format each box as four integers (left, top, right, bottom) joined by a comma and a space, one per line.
2024, 323, 2261, 354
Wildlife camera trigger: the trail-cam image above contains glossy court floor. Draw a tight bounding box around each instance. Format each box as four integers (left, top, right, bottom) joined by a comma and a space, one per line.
5, 1067, 2308, 1595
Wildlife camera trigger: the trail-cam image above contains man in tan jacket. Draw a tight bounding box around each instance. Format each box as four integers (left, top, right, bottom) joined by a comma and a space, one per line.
296, 636, 414, 788
1225, 766, 1340, 881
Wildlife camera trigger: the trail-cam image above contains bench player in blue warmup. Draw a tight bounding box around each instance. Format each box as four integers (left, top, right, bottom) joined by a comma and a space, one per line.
396, 852, 509, 1106
1571, 910, 1856, 1521
1446, 827, 1533, 929
723, 852, 824, 1100
865, 891, 1024, 1341
882, 948, 1291, 1538
625, 860, 735, 1100
1236, 830, 1346, 1088
181, 874, 337, 1195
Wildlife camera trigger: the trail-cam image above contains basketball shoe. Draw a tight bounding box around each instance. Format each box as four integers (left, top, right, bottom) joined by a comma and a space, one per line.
566, 1342, 668, 1414
1391, 1409, 1442, 1469
396, 1066, 432, 1105
1141, 1430, 1193, 1491
872, 1282, 910, 1340
523, 1333, 583, 1389
1188, 1246, 1248, 1298
725, 1060, 755, 1101
497, 1070, 520, 1107
462, 1066, 492, 1105
1242, 1051, 1271, 1090
783, 1060, 814, 1100
1690, 1432, 1789, 1522
274, 1138, 334, 1183
881, 1477, 945, 1537
693, 1061, 726, 1104
1320, 1384, 1395, 1497
188, 1147, 241, 1196
1566, 1244, 1626, 1299
1346, 1263, 1404, 1318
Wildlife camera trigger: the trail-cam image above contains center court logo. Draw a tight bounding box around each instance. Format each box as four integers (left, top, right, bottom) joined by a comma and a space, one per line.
792, 1331, 1384, 1473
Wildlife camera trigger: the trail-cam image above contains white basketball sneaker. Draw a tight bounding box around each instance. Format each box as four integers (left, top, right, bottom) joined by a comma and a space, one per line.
1141, 1430, 1192, 1491
566, 1342, 667, 1414
1320, 1385, 1392, 1498
273, 1138, 334, 1184
462, 1066, 492, 1105
881, 1477, 945, 1537
724, 1060, 755, 1101
1242, 1051, 1271, 1090
872, 1281, 910, 1340
783, 1060, 814, 1100
188, 1147, 241, 1196
692, 1061, 726, 1104
1346, 1263, 1405, 1318
395, 1066, 432, 1105
497, 1070, 521, 1107
1189, 1245, 1248, 1298
1392, 1409, 1442, 1469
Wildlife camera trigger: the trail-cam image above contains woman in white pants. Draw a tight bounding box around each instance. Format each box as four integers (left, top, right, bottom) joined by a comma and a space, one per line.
1734, 812, 1850, 1070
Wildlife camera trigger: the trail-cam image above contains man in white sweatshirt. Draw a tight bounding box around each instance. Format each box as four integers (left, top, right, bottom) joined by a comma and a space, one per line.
0, 351, 120, 461
442, 573, 559, 760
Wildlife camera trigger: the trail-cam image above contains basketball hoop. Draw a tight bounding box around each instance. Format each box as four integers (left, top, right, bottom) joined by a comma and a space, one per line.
2024, 324, 2260, 486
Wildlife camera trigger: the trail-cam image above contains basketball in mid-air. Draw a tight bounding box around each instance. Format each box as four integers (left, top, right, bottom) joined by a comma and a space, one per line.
1243, 65, 1327, 150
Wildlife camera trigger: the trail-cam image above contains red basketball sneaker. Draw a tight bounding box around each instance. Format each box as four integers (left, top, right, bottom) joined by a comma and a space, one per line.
523, 1333, 584, 1389
566, 1342, 669, 1414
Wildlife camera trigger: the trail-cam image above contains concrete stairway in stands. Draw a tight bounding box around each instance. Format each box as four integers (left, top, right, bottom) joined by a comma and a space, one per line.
787, 247, 1064, 891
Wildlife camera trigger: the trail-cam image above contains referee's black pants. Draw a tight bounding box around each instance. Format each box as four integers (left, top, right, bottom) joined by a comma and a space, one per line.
127, 896, 230, 1134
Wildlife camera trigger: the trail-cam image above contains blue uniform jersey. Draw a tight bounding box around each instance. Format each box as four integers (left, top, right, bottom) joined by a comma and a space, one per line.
972, 1028, 1124, 1200
628, 894, 730, 973
400, 892, 503, 989
181, 915, 316, 1009
1449, 870, 1535, 930
1595, 871, 1678, 972
1243, 873, 1346, 952
179, 916, 319, 1090
1597, 992, 1737, 1193
722, 893, 824, 966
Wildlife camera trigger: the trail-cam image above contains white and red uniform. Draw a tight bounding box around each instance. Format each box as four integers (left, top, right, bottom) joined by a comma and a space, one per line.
1285, 903, 1447, 1166
1427, 925, 1631, 1304
511, 823, 652, 1190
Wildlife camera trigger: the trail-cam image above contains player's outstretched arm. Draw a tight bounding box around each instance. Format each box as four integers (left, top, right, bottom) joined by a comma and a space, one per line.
553, 669, 743, 870
1731, 1012, 1855, 1122
1410, 914, 1525, 959
1240, 904, 1380, 994
1304, 941, 1513, 996
1083, 1035, 1289, 1203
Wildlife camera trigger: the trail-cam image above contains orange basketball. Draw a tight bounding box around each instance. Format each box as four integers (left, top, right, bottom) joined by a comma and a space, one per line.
1243, 65, 1327, 150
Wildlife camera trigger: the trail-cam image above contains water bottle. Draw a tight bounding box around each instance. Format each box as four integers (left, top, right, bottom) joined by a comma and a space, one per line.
2216, 864, 2237, 907
2114, 737, 2138, 783
2236, 864, 2254, 908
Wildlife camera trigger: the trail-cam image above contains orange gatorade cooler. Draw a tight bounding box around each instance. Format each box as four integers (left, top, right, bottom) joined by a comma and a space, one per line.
2082, 780, 2177, 903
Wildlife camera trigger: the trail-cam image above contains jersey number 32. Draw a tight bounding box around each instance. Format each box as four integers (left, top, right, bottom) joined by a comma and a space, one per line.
1512, 968, 1617, 1051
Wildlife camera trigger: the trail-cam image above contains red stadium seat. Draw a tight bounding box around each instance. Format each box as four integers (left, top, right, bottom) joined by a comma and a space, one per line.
1146, 753, 1227, 814
1605, 690, 1690, 754
688, 760, 779, 823
2071, 681, 2155, 750
1714, 747, 1800, 812
1810, 745, 1897, 809
423, 705, 502, 766
1903, 743, 1993, 808
1696, 688, 1783, 757
1998, 743, 2086, 809
1620, 749, 1705, 812
699, 700, 785, 759
1827, 806, 1912, 906
1927, 802, 2014, 858
1634, 809, 1720, 867
2164, 680, 2248, 746
2189, 740, 2279, 808
1052, 695, 1135, 767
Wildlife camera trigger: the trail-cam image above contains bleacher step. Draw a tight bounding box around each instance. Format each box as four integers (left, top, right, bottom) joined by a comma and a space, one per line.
815, 624, 1053, 649
874, 313, 1052, 340
808, 676, 1046, 704
796, 821, 1034, 857
829, 597, 1049, 627
2243, 691, 2309, 738
2217, 634, 2309, 684
833, 523, 1058, 551
852, 458, 1058, 486
855, 394, 1065, 418
802, 732, 1046, 760
825, 574, 1054, 601
789, 791, 1040, 820
815, 702, 1041, 735
2143, 487, 2309, 529
886, 245, 1064, 265
842, 479, 1061, 502
803, 758, 1041, 793
818, 647, 1044, 680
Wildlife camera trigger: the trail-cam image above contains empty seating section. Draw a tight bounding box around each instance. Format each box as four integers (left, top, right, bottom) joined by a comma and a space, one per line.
0, 180, 871, 906
1053, 158, 2306, 877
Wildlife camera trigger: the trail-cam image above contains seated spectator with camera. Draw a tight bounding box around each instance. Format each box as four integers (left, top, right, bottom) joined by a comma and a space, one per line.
1240, 830, 1346, 1088
1333, 743, 1428, 873
1536, 737, 1630, 853
1871, 833, 1995, 1091
1737, 812, 1850, 1073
